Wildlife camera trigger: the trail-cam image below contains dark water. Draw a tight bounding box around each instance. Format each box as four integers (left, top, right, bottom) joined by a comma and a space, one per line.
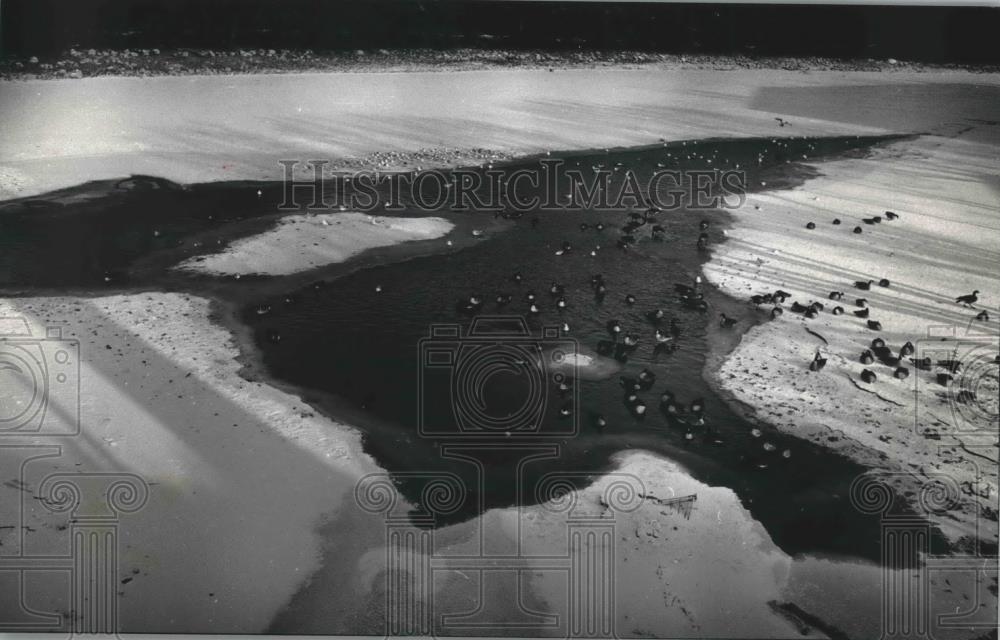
0, 134, 945, 564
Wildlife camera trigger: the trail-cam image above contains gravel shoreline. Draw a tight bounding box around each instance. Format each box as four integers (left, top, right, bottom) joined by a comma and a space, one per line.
4, 47, 999, 81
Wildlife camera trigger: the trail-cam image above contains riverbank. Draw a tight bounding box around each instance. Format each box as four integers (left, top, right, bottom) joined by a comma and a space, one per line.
4, 68, 994, 202
0, 293, 381, 632
702, 130, 1000, 551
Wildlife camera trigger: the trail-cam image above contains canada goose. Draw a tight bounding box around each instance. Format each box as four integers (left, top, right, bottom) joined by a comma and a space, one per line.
976, 310, 990, 321
606, 320, 622, 336
771, 307, 784, 319
556, 297, 567, 310
832, 218, 842, 225
937, 373, 954, 386
809, 351, 828, 371
638, 368, 656, 389
885, 211, 899, 220
646, 308, 665, 323
832, 306, 845, 315
860, 350, 875, 365
855, 280, 873, 290
900, 341, 915, 356
853, 226, 863, 234
856, 298, 868, 308
867, 320, 883, 331
956, 290, 979, 306
861, 369, 877, 383
872, 338, 886, 349
878, 279, 890, 288
690, 398, 705, 413
654, 328, 673, 343
854, 308, 870, 318
806, 222, 816, 230
550, 282, 565, 295
829, 291, 844, 301
910, 357, 932, 370
719, 313, 737, 328
894, 367, 910, 380
624, 294, 637, 306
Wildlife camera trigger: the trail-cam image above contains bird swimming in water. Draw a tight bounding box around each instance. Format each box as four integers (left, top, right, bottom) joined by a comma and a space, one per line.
646, 308, 665, 323
511, 272, 523, 284
556, 297, 567, 310
525, 291, 536, 303
853, 226, 863, 234
719, 313, 737, 328
689, 398, 705, 413
806, 222, 816, 230
495, 293, 512, 307
832, 218, 842, 225
878, 279, 890, 288
550, 282, 565, 295
623, 333, 640, 348
624, 294, 636, 306
956, 290, 979, 307
638, 368, 656, 389
529, 303, 541, 315
606, 319, 622, 336
855, 280, 873, 290
654, 328, 673, 343
594, 414, 608, 430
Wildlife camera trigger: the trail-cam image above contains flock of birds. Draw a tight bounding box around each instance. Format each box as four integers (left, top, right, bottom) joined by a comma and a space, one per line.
749, 210, 991, 390
444, 193, 994, 461
447, 198, 805, 459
